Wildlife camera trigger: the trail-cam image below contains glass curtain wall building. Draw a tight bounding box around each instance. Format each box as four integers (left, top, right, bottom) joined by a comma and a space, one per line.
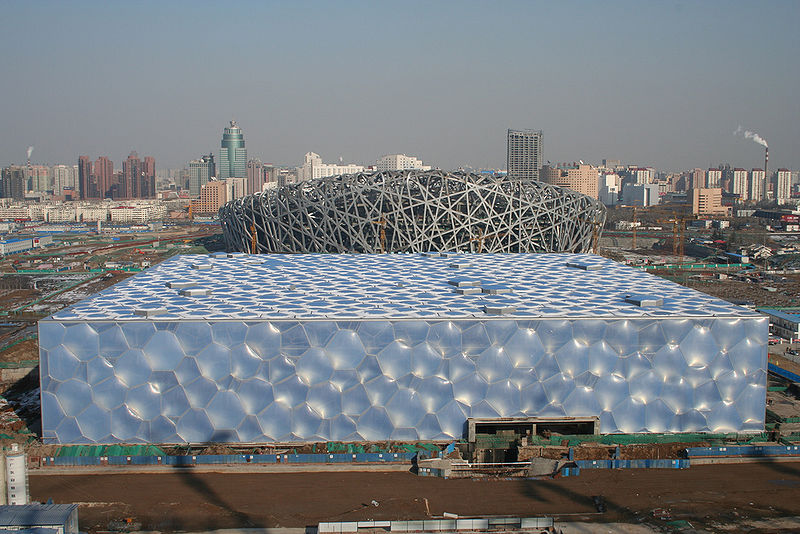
218, 120, 247, 180
189, 154, 216, 197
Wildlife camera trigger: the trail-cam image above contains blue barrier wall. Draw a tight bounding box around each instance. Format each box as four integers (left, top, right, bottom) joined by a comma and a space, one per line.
686, 445, 800, 458
43, 452, 416, 467
575, 459, 689, 469
768, 363, 800, 383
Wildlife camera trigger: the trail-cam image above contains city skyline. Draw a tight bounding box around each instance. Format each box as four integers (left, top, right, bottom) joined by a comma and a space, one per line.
0, 1, 798, 173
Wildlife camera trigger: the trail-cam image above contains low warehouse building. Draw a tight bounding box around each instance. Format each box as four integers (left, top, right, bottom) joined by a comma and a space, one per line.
0, 504, 78, 534
39, 253, 767, 444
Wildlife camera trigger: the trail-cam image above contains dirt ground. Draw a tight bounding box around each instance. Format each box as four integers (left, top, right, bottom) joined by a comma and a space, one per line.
30, 463, 800, 533
771, 353, 800, 377
681, 275, 800, 307
0, 338, 38, 363
0, 289, 38, 310
531, 443, 699, 461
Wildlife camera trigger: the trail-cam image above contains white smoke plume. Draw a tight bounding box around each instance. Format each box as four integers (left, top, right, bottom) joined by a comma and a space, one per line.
734, 125, 768, 148
26, 146, 34, 160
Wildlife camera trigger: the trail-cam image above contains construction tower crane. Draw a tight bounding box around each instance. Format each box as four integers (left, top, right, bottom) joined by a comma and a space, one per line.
371, 218, 387, 253
250, 223, 258, 254
469, 228, 485, 253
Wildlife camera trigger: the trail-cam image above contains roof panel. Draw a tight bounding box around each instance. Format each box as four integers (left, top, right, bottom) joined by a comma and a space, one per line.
46, 253, 760, 321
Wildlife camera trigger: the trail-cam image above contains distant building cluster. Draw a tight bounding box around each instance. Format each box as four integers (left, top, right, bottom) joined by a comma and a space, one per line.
2, 121, 796, 217
499, 128, 796, 213
376, 154, 431, 172
0, 198, 171, 223
596, 164, 796, 212
0, 152, 156, 202
537, 160, 797, 215
297, 152, 364, 181
79, 151, 156, 200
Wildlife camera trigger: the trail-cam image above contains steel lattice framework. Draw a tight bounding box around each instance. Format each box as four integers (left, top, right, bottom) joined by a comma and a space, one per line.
219, 170, 606, 254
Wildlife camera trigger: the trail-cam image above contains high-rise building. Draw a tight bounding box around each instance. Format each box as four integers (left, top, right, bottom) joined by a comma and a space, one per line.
690, 168, 706, 190
540, 163, 599, 199
376, 154, 431, 171
749, 169, 765, 202
78, 156, 93, 199
264, 164, 277, 184
722, 165, 737, 192
116, 152, 156, 199
631, 167, 655, 185
706, 168, 722, 188
775, 169, 792, 204
664, 173, 682, 193
0, 166, 26, 200
94, 156, 114, 199
109, 170, 124, 199
189, 154, 215, 196
26, 165, 51, 192
143, 156, 156, 198
52, 165, 79, 197
247, 159, 264, 195
506, 129, 542, 180
732, 168, 748, 201
219, 120, 247, 180
122, 151, 141, 199
226, 177, 247, 201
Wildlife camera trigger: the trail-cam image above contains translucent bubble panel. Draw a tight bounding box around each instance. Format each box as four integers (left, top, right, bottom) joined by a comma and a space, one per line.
40, 253, 768, 443
50, 253, 762, 322
39, 316, 768, 444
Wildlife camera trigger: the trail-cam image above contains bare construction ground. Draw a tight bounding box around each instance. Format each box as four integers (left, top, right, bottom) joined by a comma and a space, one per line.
30, 463, 800, 533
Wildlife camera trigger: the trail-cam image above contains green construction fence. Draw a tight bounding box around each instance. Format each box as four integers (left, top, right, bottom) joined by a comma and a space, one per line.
55, 444, 166, 457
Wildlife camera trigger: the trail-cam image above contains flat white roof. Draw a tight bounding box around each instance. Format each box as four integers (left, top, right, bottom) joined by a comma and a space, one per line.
47, 253, 759, 322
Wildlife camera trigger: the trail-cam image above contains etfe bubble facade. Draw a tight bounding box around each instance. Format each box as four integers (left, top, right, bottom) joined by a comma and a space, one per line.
39, 254, 768, 444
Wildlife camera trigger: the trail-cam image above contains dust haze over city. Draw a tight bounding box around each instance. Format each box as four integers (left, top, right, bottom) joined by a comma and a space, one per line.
1, 1, 798, 172
3, 2, 800, 534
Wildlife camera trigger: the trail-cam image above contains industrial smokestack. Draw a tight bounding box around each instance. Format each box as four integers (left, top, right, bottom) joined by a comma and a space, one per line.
764, 146, 769, 199
26, 146, 33, 160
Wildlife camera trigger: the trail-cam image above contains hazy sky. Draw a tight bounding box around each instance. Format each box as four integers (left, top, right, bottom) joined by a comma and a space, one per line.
1, 0, 798, 173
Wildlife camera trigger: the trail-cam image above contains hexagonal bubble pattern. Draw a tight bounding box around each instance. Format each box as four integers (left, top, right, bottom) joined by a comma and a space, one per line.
39, 317, 768, 443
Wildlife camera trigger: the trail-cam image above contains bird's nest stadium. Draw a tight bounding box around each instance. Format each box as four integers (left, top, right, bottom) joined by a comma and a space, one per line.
219, 170, 606, 254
